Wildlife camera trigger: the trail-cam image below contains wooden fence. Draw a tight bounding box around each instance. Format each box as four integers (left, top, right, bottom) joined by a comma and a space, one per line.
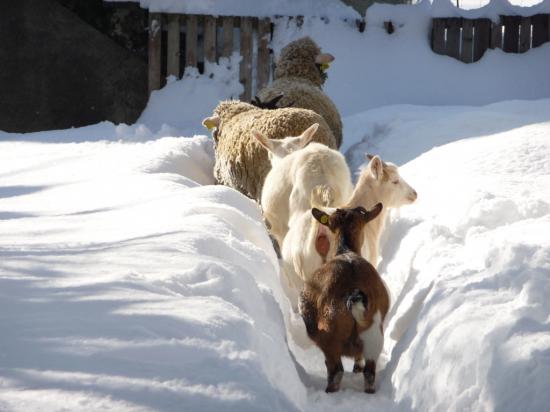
148, 13, 274, 100
432, 14, 550, 63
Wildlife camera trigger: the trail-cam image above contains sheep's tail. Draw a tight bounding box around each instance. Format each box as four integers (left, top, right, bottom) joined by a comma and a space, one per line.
346, 289, 368, 324
310, 184, 335, 207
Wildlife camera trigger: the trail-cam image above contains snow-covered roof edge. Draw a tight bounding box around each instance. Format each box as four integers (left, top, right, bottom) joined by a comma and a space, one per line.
103, 0, 361, 19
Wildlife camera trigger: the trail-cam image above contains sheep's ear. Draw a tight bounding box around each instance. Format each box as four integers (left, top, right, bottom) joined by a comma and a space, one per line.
299, 123, 319, 148
315, 53, 335, 64
252, 130, 274, 152
368, 155, 383, 180
202, 115, 220, 130
364, 203, 383, 222
312, 208, 330, 226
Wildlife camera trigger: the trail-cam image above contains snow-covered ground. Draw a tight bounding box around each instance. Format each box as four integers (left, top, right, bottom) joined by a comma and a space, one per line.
1, 98, 549, 411
2, 1, 550, 410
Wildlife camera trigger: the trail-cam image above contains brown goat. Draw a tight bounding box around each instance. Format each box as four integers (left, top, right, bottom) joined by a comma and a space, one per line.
299, 204, 390, 393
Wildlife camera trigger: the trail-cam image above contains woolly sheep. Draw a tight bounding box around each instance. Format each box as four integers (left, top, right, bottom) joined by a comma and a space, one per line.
257, 37, 343, 147
202, 100, 337, 201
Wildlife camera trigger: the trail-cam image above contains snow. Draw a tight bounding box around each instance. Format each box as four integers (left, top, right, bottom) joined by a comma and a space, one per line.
104, 0, 360, 19
2, 1, 550, 411
2, 97, 550, 410
430, 0, 550, 20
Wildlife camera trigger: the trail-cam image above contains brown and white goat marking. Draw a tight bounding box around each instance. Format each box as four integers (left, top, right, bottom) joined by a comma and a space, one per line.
299, 204, 390, 394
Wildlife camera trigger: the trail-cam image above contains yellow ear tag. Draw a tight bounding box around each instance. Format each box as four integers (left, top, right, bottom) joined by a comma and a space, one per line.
320, 215, 329, 224
203, 119, 216, 130
320, 63, 330, 72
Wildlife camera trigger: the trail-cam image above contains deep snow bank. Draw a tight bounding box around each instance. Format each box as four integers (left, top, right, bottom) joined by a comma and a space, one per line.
1, 99, 549, 411
361, 101, 550, 412
0, 137, 304, 411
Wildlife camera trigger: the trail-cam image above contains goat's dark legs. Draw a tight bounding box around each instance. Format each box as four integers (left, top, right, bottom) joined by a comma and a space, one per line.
324, 354, 344, 393
363, 359, 376, 393
353, 355, 365, 373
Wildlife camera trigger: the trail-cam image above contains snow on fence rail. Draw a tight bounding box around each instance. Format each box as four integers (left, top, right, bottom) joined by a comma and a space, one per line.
431, 14, 550, 63
148, 13, 274, 100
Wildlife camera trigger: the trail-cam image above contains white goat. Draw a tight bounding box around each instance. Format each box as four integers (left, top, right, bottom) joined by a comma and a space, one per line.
282, 154, 417, 293
254, 124, 353, 248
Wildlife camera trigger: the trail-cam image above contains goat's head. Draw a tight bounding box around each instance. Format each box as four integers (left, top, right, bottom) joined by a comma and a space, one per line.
312, 204, 383, 253
362, 154, 417, 207
252, 123, 319, 163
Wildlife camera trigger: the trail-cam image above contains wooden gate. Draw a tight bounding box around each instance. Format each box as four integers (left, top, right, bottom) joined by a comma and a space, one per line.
432, 14, 550, 63
148, 13, 273, 100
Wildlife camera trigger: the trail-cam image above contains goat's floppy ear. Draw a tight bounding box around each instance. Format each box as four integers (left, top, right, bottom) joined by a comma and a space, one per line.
368, 155, 383, 180
252, 130, 274, 152
312, 208, 330, 226
299, 123, 319, 148
364, 203, 383, 222
202, 115, 220, 130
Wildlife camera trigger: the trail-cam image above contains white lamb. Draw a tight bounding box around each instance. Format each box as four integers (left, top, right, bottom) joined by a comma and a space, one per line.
253, 124, 353, 249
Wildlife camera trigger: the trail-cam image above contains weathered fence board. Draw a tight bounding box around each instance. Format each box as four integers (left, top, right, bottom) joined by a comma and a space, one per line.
432, 14, 549, 62
490, 21, 503, 49
257, 18, 272, 91
447, 19, 461, 60
148, 13, 162, 93
532, 14, 549, 47
239, 17, 254, 101
502, 15, 521, 52
519, 17, 531, 53
461, 19, 474, 62
222, 17, 234, 58
432, 18, 446, 55
166, 14, 180, 77
474, 19, 491, 61
185, 15, 198, 68
204, 16, 217, 64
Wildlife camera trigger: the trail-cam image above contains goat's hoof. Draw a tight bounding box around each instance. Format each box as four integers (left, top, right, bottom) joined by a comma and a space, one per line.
325, 384, 340, 393
353, 363, 364, 373
364, 384, 375, 394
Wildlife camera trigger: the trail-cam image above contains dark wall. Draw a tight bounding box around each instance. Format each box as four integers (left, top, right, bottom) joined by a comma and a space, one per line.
0, 0, 148, 133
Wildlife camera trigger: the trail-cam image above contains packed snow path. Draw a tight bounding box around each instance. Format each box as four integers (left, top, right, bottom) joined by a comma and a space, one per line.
1, 100, 550, 411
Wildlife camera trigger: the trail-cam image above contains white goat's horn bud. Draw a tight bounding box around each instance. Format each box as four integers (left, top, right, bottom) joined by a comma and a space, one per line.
315, 53, 335, 64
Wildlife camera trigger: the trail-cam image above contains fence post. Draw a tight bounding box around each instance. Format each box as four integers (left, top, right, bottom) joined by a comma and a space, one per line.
446, 18, 461, 60
257, 18, 271, 91
167, 15, 180, 78
461, 19, 474, 63
222, 17, 234, 58
502, 15, 521, 52
532, 14, 549, 47
432, 18, 446, 55
148, 13, 162, 93
185, 15, 198, 70
473, 19, 491, 61
239, 17, 253, 101
204, 16, 217, 65
519, 17, 531, 53
490, 19, 502, 49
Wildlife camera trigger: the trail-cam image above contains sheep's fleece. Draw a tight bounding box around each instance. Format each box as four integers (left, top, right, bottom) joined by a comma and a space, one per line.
208, 100, 337, 201
257, 37, 343, 147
